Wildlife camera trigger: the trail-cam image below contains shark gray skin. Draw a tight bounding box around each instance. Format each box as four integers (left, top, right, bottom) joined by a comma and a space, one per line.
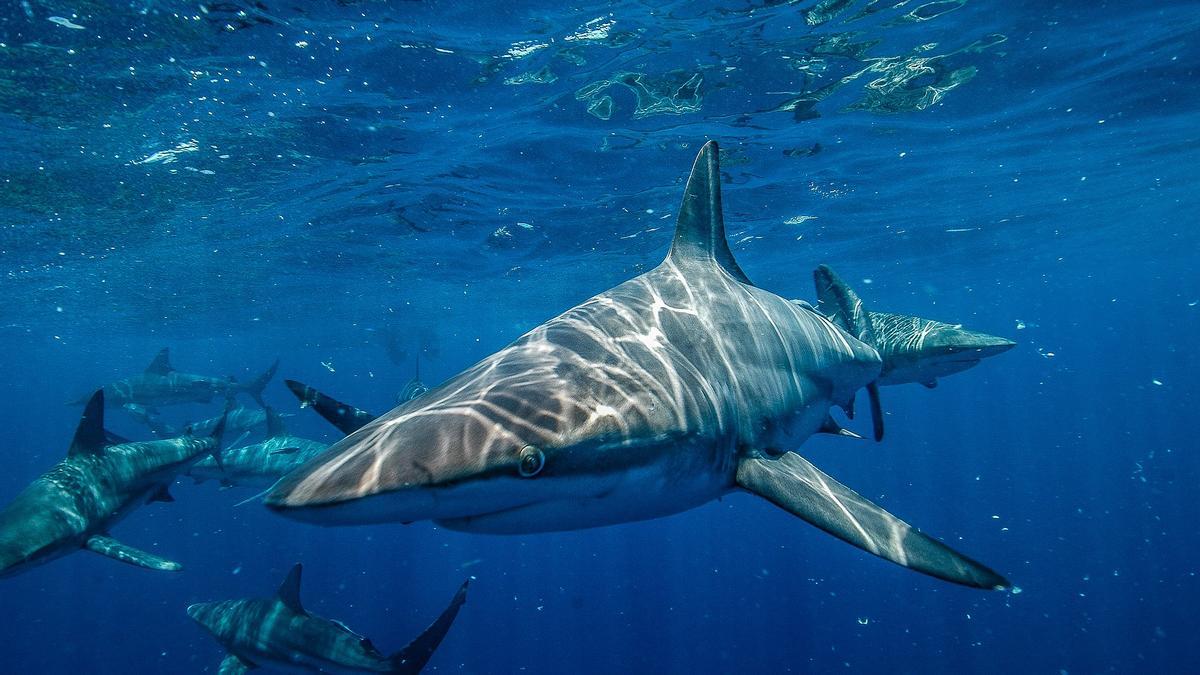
76, 348, 279, 409
187, 564, 468, 674
191, 408, 328, 488
267, 141, 1009, 589
0, 391, 226, 577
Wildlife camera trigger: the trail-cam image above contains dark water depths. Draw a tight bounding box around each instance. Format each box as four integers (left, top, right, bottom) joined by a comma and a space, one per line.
1, 0, 1197, 672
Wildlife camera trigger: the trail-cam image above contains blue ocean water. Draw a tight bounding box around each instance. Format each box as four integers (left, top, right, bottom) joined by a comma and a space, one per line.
1, 0, 1197, 672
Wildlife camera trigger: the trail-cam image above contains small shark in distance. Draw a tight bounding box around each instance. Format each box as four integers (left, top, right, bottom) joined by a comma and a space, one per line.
74, 348, 278, 409
0, 391, 227, 577
397, 357, 430, 405
123, 403, 279, 440
267, 142, 1014, 589
187, 563, 468, 674
191, 408, 327, 488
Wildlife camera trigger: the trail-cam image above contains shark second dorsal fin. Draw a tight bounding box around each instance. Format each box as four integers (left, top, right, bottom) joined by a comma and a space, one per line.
265, 406, 286, 438
69, 390, 108, 457
665, 141, 752, 285
146, 348, 174, 375
278, 563, 305, 614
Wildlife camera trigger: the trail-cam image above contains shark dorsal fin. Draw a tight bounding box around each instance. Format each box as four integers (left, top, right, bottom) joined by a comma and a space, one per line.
277, 563, 305, 614
665, 141, 751, 285
265, 406, 286, 438
146, 348, 174, 375
69, 390, 108, 457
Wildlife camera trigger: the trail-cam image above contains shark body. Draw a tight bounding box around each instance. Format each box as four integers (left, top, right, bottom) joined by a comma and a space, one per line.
191, 408, 327, 488
188, 564, 467, 674
0, 391, 225, 577
266, 142, 1012, 589
80, 348, 278, 409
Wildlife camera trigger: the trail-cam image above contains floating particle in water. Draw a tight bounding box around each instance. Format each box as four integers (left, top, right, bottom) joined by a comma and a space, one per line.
856, 617, 869, 625
321, 360, 335, 373
1151, 378, 1163, 386
48, 16, 85, 30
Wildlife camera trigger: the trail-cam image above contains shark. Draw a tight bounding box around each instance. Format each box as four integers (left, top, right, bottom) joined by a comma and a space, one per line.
191, 408, 328, 488
187, 563, 468, 674
0, 391, 226, 577
397, 357, 430, 405
76, 348, 279, 409
122, 403, 277, 440
266, 141, 1013, 589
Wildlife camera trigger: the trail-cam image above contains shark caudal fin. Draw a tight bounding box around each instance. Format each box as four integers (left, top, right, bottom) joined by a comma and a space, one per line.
737, 451, 1008, 590
245, 359, 280, 407
388, 580, 469, 674
814, 265, 1015, 393
285, 379, 378, 436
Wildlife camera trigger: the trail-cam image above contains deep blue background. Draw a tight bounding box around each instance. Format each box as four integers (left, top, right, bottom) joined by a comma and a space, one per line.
1, 0, 1197, 673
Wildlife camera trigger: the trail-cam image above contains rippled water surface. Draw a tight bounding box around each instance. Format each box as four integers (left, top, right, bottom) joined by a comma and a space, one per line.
1, 1, 1197, 673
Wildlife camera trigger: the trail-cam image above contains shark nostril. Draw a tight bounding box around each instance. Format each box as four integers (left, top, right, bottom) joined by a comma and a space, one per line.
518, 445, 545, 478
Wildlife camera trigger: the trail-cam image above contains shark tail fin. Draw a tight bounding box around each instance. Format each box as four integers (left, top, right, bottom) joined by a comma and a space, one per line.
246, 358, 280, 407
388, 580, 469, 674
813, 265, 885, 441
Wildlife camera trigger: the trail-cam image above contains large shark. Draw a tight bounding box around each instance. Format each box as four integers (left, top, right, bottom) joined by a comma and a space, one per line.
191, 408, 328, 488
77, 348, 279, 408
0, 391, 226, 577
187, 563, 467, 674
266, 141, 1012, 589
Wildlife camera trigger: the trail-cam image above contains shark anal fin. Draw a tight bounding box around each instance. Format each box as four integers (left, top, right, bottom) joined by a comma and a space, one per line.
146, 348, 174, 375
84, 535, 182, 572
69, 390, 108, 457
390, 580, 469, 673
735, 452, 1007, 590
277, 563, 306, 614
218, 654, 256, 675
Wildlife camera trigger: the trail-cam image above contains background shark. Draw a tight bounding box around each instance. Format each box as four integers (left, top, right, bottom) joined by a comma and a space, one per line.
191, 408, 327, 488
266, 141, 1011, 589
0, 391, 226, 577
396, 357, 430, 405
123, 404, 277, 441
187, 563, 468, 674
76, 348, 278, 408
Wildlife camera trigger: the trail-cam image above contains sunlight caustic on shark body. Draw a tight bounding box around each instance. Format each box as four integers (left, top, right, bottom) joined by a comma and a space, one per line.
266, 141, 1014, 589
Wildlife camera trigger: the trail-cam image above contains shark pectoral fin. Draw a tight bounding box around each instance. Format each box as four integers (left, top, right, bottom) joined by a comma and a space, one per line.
218, 653, 256, 675
735, 452, 1008, 590
284, 379, 378, 436
84, 535, 182, 572
389, 580, 469, 673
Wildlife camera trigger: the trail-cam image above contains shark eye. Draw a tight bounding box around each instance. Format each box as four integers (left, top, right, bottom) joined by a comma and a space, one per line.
518, 445, 545, 478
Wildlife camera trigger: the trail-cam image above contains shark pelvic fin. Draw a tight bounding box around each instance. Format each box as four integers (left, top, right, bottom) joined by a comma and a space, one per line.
69, 390, 109, 457
819, 415, 862, 439
146, 348, 174, 375
84, 535, 182, 572
285, 379, 378, 436
218, 653, 256, 675
814, 265, 884, 441
277, 563, 306, 614
736, 451, 1008, 590
389, 580, 469, 674
665, 140, 752, 285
